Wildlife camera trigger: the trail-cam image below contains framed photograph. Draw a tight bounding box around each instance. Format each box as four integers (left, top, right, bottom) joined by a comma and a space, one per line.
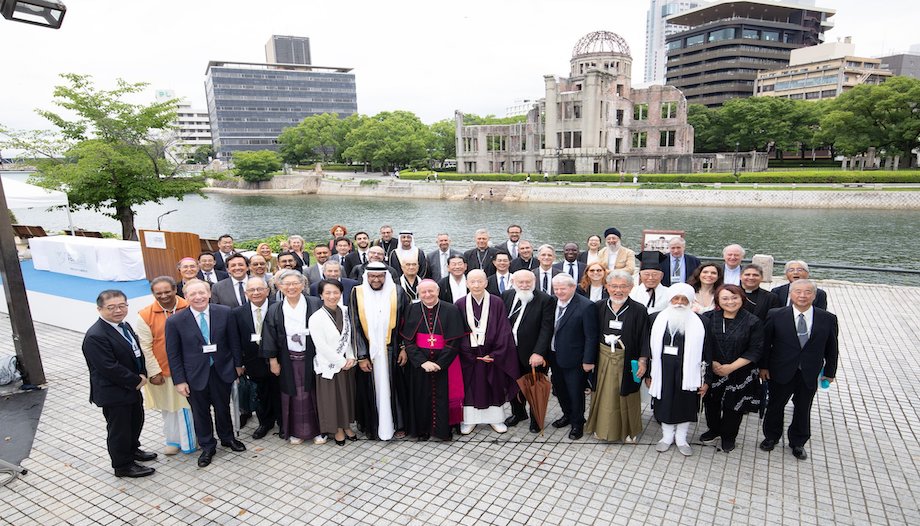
642, 230, 684, 253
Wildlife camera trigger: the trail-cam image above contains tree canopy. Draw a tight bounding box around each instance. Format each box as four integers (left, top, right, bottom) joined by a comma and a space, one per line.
233, 150, 283, 182
0, 73, 205, 239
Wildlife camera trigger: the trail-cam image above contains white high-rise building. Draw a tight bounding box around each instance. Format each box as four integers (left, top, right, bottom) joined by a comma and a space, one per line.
644, 0, 701, 84
155, 89, 213, 162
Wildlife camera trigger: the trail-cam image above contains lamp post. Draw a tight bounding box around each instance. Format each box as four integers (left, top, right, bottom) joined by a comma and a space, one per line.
0, 0, 67, 386
556, 146, 563, 175
733, 141, 740, 182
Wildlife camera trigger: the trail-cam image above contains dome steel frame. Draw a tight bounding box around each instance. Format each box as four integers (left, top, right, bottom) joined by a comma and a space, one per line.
571, 31, 631, 58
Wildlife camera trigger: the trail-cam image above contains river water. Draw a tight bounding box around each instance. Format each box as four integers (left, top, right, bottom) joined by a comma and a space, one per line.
6, 173, 918, 285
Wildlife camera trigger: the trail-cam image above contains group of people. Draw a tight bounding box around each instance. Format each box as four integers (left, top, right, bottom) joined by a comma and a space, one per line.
82, 224, 838, 478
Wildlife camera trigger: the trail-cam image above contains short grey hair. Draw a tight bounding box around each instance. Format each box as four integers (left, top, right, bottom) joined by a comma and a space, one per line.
606, 269, 634, 286
784, 260, 810, 273
275, 269, 306, 286
668, 237, 686, 247
537, 244, 555, 255
322, 261, 342, 272
287, 234, 305, 244
551, 273, 576, 287
790, 278, 817, 293
475, 228, 490, 237
723, 244, 746, 257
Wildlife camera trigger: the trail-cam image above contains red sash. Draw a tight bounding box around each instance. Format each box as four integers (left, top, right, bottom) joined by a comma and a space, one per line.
416, 332, 445, 349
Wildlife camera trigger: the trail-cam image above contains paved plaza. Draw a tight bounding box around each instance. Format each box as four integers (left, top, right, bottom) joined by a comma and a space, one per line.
1, 280, 918, 525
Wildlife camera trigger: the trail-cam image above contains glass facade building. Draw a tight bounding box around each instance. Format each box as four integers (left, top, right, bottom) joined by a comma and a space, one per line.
205, 61, 357, 160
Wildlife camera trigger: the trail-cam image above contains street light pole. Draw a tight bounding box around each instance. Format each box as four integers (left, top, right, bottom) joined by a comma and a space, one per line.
733, 141, 740, 181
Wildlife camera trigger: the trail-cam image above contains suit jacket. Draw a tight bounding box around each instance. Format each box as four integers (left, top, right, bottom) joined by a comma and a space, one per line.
553, 260, 586, 284
532, 267, 562, 297
309, 277, 358, 300
343, 250, 367, 277
596, 246, 636, 275
303, 262, 327, 288
660, 253, 702, 287
210, 277, 248, 308
463, 247, 499, 276
552, 294, 599, 368
82, 318, 146, 407
212, 251, 234, 272
331, 253, 354, 277
486, 273, 514, 296
502, 289, 554, 365
426, 248, 463, 282
763, 306, 838, 389
509, 256, 538, 273
196, 269, 229, 284
771, 283, 828, 311
165, 305, 242, 391
231, 299, 275, 379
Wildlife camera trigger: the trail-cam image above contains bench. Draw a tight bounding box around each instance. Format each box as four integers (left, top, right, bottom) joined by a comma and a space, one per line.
11, 225, 48, 239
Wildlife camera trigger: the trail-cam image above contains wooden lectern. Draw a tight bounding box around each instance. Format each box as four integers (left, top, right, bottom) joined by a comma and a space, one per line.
138, 230, 201, 282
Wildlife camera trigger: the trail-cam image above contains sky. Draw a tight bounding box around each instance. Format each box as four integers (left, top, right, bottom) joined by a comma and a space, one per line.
0, 0, 916, 133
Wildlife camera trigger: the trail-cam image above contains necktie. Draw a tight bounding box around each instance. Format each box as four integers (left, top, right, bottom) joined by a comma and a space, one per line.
119, 322, 142, 370
511, 243, 518, 259
255, 306, 263, 335
499, 276, 506, 293
567, 263, 575, 277
647, 287, 656, 308
542, 272, 549, 293
199, 312, 212, 365
441, 252, 448, 275
362, 252, 368, 264
555, 305, 565, 327
797, 313, 808, 347
205, 271, 213, 283
673, 258, 681, 279
237, 281, 246, 306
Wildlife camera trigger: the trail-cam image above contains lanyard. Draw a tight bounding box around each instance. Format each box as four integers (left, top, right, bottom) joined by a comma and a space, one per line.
606, 300, 629, 321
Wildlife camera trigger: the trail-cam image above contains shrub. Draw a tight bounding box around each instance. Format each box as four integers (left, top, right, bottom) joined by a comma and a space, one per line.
237, 234, 318, 253
233, 151, 283, 182
359, 179, 379, 185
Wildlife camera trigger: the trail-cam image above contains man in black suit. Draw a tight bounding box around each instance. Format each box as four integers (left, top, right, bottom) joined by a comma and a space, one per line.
553, 243, 585, 284
548, 274, 599, 440
532, 244, 561, 297
212, 234, 236, 272
197, 252, 228, 284
464, 229, 499, 276
82, 290, 157, 478
308, 261, 358, 300
486, 251, 514, 296
771, 260, 829, 311
344, 231, 372, 275
166, 279, 245, 468
210, 253, 250, 308
760, 279, 838, 460
426, 233, 463, 282
373, 225, 398, 260
510, 240, 538, 273
502, 270, 554, 432
661, 237, 701, 287
232, 277, 280, 440
502, 225, 523, 259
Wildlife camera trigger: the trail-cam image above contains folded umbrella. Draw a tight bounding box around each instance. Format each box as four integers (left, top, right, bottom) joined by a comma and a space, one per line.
516, 366, 551, 434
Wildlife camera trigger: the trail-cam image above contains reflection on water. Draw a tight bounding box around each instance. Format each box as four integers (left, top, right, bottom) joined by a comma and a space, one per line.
10, 178, 919, 286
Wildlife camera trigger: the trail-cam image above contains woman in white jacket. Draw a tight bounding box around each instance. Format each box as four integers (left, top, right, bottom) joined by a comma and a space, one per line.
309, 279, 358, 445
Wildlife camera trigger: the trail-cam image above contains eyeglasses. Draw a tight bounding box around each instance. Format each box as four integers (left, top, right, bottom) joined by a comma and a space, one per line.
103, 303, 129, 312
246, 287, 268, 293
281, 281, 302, 287
788, 268, 807, 273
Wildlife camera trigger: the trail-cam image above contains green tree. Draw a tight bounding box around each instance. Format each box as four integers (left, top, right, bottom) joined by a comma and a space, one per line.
461, 113, 527, 125
191, 144, 215, 164
1, 74, 205, 240
343, 111, 433, 171
686, 104, 727, 153
429, 119, 456, 165
818, 76, 920, 167
233, 150, 283, 182
718, 97, 818, 154
278, 113, 344, 165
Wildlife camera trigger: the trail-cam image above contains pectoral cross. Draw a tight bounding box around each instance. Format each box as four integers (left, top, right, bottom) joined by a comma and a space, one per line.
427, 334, 437, 348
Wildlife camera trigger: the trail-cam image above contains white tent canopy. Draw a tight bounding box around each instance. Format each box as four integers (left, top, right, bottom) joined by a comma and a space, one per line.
2, 175, 75, 233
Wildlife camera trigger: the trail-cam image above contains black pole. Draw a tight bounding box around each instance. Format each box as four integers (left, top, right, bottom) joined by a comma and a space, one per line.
0, 176, 45, 385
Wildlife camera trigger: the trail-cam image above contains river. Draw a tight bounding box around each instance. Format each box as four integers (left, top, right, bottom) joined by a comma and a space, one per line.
5, 172, 918, 285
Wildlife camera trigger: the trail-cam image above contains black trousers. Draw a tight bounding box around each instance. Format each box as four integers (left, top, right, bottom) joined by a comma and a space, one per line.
188, 367, 234, 452
703, 399, 744, 442
549, 355, 586, 427
763, 370, 817, 447
101, 401, 144, 470
252, 374, 282, 429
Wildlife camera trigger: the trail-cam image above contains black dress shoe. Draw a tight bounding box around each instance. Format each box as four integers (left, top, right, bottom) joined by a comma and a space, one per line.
568, 427, 584, 440
335, 438, 346, 446
504, 413, 527, 427
133, 449, 158, 462
221, 439, 246, 452
529, 419, 540, 433
115, 463, 155, 478
197, 449, 215, 468
791, 446, 808, 460
417, 433, 430, 442
721, 438, 736, 452
252, 425, 271, 440
552, 416, 570, 429
759, 438, 777, 451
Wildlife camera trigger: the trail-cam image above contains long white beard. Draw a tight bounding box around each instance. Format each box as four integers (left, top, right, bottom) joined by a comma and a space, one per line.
666, 305, 691, 336
515, 289, 534, 304
607, 242, 620, 251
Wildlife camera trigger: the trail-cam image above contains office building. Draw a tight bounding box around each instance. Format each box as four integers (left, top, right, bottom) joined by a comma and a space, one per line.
205, 37, 357, 161
879, 49, 920, 80
755, 39, 892, 100
154, 89, 213, 162
644, 0, 702, 84
265, 35, 311, 65
665, 0, 836, 107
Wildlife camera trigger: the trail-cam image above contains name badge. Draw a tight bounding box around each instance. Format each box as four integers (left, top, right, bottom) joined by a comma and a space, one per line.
664, 345, 679, 356
250, 334, 261, 343
133, 348, 142, 358
609, 320, 623, 330
203, 344, 218, 354
411, 299, 421, 304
